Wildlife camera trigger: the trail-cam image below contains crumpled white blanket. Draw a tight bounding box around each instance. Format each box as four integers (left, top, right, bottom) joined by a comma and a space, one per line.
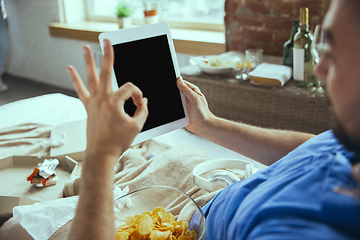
0, 133, 219, 240
13, 197, 79, 240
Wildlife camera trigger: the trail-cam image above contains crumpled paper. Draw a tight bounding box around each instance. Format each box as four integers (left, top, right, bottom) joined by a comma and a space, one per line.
13, 186, 131, 240
113, 186, 132, 210
13, 196, 79, 240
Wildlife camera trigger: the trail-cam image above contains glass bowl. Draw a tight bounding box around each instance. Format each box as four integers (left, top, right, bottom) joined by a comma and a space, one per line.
114, 185, 206, 240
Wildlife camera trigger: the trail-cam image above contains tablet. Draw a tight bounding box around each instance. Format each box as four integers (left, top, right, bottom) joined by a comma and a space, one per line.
99, 22, 189, 146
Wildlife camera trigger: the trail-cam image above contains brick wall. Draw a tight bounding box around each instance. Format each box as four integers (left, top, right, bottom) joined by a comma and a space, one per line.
225, 0, 331, 56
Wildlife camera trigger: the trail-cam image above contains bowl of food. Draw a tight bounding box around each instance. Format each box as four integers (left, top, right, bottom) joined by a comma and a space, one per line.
190, 55, 234, 75
114, 186, 206, 240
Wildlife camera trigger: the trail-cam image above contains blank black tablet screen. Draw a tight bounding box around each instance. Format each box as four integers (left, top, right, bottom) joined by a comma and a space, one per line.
112, 34, 185, 132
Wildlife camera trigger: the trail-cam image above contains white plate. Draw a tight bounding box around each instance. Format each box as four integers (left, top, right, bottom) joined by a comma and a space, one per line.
190, 56, 234, 75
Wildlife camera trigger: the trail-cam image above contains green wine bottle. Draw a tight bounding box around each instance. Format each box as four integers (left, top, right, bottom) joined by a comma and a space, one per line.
283, 21, 300, 68
293, 8, 315, 87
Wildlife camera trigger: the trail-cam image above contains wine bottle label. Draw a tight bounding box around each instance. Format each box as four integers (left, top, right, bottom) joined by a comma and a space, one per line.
293, 48, 305, 81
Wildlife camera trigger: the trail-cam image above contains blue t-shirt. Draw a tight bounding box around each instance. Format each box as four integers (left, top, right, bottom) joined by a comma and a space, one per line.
198, 130, 360, 239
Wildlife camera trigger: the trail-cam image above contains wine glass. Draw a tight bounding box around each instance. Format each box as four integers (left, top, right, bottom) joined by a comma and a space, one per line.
311, 24, 327, 94
241, 49, 258, 80
232, 56, 245, 82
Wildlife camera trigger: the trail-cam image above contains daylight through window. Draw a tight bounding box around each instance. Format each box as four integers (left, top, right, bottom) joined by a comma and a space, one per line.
88, 0, 225, 27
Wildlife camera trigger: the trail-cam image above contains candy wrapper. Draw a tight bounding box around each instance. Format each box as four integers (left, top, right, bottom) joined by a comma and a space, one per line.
26, 159, 60, 187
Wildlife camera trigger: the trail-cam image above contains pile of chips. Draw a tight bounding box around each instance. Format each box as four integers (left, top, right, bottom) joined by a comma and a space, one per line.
116, 206, 197, 240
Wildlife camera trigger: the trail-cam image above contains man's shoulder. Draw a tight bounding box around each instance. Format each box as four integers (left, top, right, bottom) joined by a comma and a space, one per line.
270, 130, 352, 174
287, 130, 342, 158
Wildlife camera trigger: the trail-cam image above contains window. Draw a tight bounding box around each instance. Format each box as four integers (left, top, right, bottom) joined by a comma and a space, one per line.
86, 0, 225, 31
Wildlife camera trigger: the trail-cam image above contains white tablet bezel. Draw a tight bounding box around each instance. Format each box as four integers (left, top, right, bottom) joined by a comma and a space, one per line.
99, 22, 189, 146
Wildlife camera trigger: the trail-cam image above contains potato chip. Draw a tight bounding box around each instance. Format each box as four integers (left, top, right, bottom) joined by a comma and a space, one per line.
152, 207, 165, 216
143, 211, 152, 217
178, 220, 188, 236
116, 231, 130, 240
137, 214, 153, 235
190, 230, 197, 240
130, 230, 143, 240
177, 236, 191, 240
119, 227, 136, 236
152, 215, 160, 225
155, 224, 174, 232
162, 222, 174, 229
149, 230, 171, 240
125, 216, 136, 226
166, 212, 175, 222
157, 211, 166, 224
158, 211, 175, 224
116, 207, 197, 240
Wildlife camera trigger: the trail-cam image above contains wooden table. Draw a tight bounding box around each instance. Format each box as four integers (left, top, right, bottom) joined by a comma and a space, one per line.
180, 56, 332, 135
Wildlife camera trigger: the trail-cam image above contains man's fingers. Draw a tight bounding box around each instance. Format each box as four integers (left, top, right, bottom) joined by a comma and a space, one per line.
133, 97, 149, 126
183, 80, 203, 96
113, 82, 144, 110
67, 65, 90, 106
177, 76, 202, 103
114, 83, 148, 130
98, 39, 114, 96
83, 45, 99, 95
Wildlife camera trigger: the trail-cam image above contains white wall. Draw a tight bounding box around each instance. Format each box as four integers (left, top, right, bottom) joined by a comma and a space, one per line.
4, 0, 193, 91
5, 0, 92, 90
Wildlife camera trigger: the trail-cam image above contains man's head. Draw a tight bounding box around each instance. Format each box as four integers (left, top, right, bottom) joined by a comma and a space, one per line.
315, 0, 360, 154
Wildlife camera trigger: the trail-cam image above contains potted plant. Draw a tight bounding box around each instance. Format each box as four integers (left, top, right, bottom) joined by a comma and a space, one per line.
115, 3, 133, 28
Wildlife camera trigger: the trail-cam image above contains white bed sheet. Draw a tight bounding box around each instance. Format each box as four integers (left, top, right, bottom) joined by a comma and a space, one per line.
0, 94, 265, 169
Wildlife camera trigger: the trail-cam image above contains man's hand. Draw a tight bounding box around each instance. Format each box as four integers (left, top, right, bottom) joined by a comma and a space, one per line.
176, 76, 215, 136
67, 39, 148, 240
177, 76, 314, 166
66, 39, 148, 162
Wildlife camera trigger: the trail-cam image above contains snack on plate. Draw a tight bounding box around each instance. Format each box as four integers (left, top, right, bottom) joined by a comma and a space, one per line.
26, 159, 60, 187
203, 56, 232, 68
235, 61, 254, 69
116, 206, 197, 240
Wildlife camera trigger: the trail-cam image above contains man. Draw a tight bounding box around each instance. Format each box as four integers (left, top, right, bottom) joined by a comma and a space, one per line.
67, 0, 360, 239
